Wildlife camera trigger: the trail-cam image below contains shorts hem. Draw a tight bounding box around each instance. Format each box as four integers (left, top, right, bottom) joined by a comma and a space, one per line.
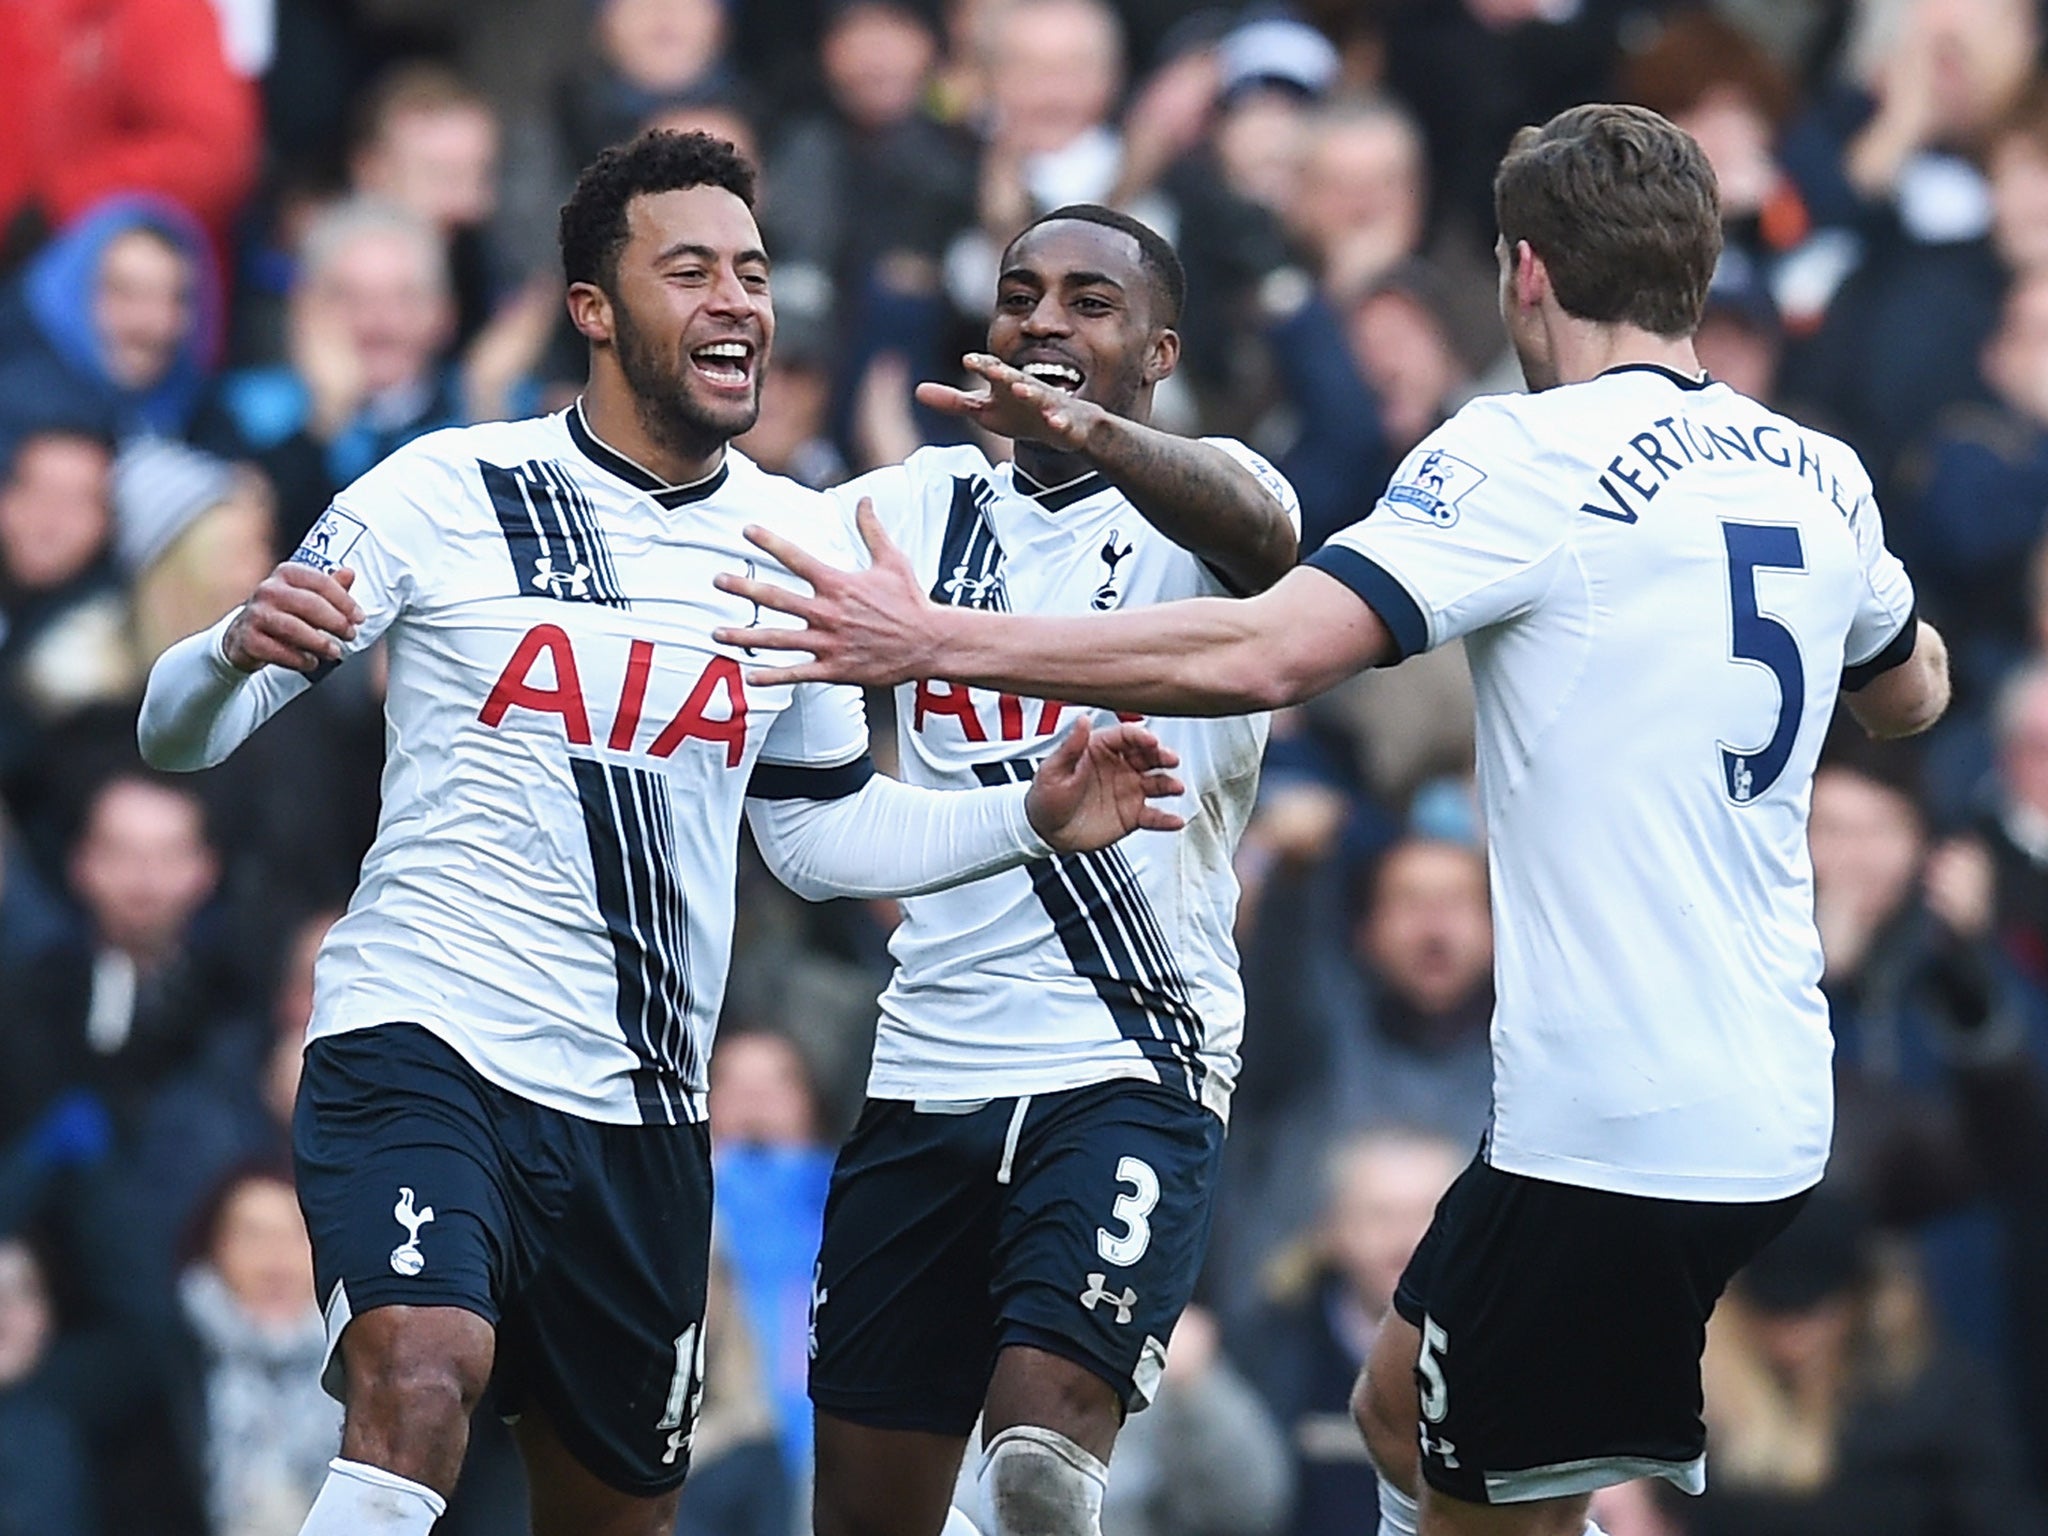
809, 1388, 984, 1439
524, 1369, 692, 1497
1428, 1453, 1707, 1504
317, 1278, 499, 1401
997, 1322, 1140, 1410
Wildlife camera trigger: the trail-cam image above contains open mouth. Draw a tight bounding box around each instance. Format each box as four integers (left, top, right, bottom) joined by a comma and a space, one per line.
1019, 359, 1085, 393
690, 340, 756, 391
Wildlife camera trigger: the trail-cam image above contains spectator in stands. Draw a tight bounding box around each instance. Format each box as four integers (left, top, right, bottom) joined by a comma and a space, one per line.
196, 199, 476, 554
1977, 662, 2048, 991
1776, 0, 2029, 485
1345, 261, 1482, 463
707, 1027, 836, 1483
1899, 271, 2048, 718
115, 438, 277, 668
1696, 254, 1789, 409
1990, 73, 2048, 277
1690, 1191, 2045, 1536
0, 1238, 94, 1535
1620, 8, 1809, 299
0, 430, 138, 836
166, 1167, 340, 1536
1237, 1128, 1463, 1536
0, 0, 258, 262
0, 772, 243, 1148
1095, 1303, 1295, 1536
0, 195, 220, 466
1283, 100, 1427, 306
347, 62, 515, 352
735, 326, 849, 489
763, 0, 974, 356
557, 0, 737, 174
673, 1253, 793, 1536
1215, 828, 1494, 1318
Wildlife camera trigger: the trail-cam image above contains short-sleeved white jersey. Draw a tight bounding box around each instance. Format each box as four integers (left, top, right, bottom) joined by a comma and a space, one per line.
1310, 365, 1917, 1201
834, 442, 1298, 1121
238, 404, 871, 1124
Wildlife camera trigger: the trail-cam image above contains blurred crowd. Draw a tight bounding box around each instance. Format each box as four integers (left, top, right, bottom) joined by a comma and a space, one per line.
4, 0, 2048, 1533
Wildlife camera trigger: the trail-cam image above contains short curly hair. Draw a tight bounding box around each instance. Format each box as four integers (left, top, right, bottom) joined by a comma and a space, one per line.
558, 130, 758, 292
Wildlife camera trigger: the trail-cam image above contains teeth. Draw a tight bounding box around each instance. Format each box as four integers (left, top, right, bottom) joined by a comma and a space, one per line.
1022, 362, 1083, 390
697, 343, 750, 360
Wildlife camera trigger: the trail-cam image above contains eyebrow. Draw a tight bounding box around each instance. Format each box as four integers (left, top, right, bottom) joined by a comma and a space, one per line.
997, 266, 1126, 292
653, 242, 772, 269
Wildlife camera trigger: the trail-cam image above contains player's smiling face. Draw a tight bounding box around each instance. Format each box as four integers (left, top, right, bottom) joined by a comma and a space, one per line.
989, 220, 1173, 420
606, 185, 775, 456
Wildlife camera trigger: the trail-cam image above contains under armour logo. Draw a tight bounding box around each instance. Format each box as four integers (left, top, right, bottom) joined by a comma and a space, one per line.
1421, 1430, 1459, 1469
390, 1186, 435, 1276
1092, 530, 1134, 610
1080, 1273, 1136, 1324
942, 566, 1006, 609
808, 1266, 829, 1360
532, 555, 591, 599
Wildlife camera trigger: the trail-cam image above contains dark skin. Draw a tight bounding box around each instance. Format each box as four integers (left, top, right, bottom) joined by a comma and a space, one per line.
917, 218, 1297, 594
808, 223, 1293, 1536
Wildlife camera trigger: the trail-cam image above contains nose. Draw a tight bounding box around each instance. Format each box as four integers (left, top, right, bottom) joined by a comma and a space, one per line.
706, 263, 754, 316
1020, 291, 1069, 337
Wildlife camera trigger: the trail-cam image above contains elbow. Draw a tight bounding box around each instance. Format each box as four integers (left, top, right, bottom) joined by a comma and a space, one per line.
1214, 650, 1308, 714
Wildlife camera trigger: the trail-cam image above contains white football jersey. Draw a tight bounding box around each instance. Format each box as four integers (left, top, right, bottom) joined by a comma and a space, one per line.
1310, 365, 1917, 1201
221, 404, 872, 1124
835, 441, 1299, 1121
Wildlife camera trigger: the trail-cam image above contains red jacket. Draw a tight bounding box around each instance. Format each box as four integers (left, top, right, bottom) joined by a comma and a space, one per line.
0, 0, 260, 247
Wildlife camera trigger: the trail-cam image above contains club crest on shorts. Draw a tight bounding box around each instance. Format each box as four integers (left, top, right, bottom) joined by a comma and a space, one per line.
390, 1185, 435, 1276
1386, 450, 1485, 528
1079, 1273, 1136, 1324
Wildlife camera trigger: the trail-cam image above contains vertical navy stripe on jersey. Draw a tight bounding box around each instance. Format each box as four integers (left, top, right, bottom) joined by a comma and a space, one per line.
930, 475, 1010, 612
480, 459, 629, 607
571, 757, 696, 1123
973, 759, 1205, 1098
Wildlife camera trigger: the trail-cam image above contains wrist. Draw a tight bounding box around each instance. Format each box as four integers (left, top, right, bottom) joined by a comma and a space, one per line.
1016, 779, 1057, 856
215, 610, 257, 674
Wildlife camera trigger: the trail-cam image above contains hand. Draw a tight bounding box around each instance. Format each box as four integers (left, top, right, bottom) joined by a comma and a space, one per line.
713, 499, 944, 687
1024, 715, 1185, 852
462, 275, 562, 423
915, 353, 1107, 451
223, 561, 365, 673
290, 290, 369, 441
1925, 835, 1996, 942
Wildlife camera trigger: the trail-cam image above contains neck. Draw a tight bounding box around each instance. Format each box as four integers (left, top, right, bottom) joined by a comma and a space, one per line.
1544, 319, 1703, 390
581, 364, 726, 486
1012, 441, 1093, 489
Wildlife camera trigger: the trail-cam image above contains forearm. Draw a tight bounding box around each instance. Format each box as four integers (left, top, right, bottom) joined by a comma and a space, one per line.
137, 612, 305, 770
746, 773, 1054, 901
1080, 415, 1297, 593
1846, 621, 1949, 739
923, 568, 1386, 716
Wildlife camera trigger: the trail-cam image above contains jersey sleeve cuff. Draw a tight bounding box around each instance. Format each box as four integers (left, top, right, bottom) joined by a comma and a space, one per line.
1304, 544, 1430, 661
746, 753, 876, 801
1842, 605, 1918, 691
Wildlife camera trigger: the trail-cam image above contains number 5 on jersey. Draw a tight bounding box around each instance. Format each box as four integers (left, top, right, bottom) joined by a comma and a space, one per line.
1721, 522, 1807, 804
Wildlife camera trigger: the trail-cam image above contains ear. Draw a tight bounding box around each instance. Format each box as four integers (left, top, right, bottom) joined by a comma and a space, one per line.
566, 281, 614, 345
1513, 241, 1550, 312
1144, 326, 1181, 384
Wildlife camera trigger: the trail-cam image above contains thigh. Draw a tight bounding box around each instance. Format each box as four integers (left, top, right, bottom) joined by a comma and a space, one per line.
496, 1116, 715, 1499
294, 1023, 520, 1399
808, 1098, 1012, 1437
1398, 1157, 1805, 1507
993, 1081, 1225, 1414
812, 1410, 970, 1536
515, 1397, 683, 1536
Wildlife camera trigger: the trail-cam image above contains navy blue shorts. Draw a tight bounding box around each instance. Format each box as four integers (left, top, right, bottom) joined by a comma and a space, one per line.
1393, 1153, 1807, 1505
807, 1078, 1225, 1436
293, 1023, 713, 1496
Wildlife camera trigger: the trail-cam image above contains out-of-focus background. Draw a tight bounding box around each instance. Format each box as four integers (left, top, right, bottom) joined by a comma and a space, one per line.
2, 1, 2047, 1532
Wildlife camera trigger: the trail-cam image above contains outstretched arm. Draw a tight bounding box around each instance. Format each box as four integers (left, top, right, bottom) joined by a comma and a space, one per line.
920, 354, 1298, 593
747, 718, 1185, 900
715, 504, 1390, 718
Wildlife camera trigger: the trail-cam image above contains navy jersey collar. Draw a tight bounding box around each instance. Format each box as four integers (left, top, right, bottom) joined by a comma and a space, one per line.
1598, 362, 1712, 391
568, 399, 730, 507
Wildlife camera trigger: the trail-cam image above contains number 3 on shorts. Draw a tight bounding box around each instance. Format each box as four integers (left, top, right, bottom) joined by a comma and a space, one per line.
1096, 1156, 1159, 1267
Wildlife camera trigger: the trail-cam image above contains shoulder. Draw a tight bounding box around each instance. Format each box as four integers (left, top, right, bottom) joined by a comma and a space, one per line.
830, 444, 994, 523
330, 418, 548, 532
1197, 436, 1301, 514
